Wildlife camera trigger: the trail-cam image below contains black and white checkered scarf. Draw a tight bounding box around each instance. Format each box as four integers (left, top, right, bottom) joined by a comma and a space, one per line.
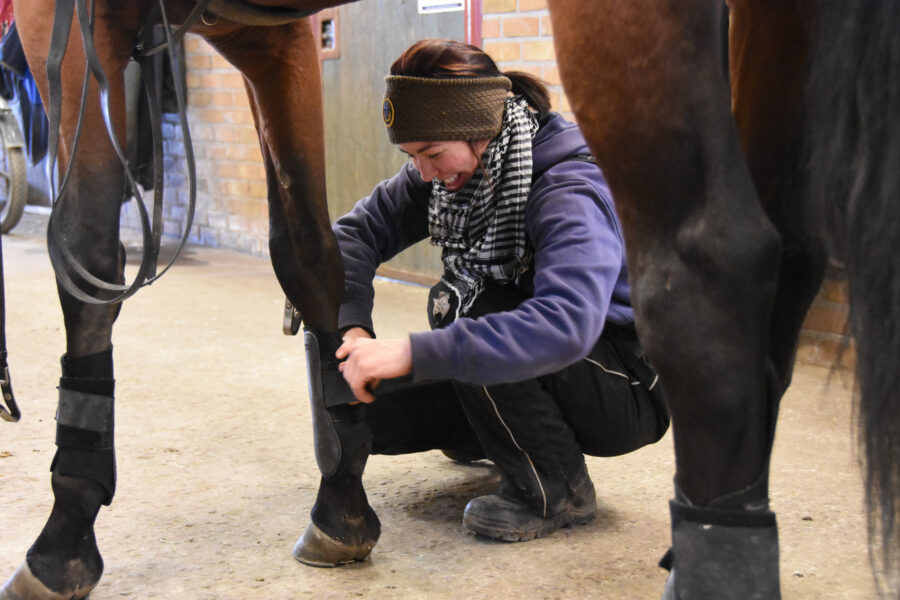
428, 95, 539, 316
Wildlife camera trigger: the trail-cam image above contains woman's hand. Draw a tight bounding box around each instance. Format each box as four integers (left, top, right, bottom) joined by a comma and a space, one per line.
336, 333, 413, 403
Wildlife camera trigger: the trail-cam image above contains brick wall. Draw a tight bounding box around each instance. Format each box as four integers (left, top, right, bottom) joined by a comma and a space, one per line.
120, 11, 853, 369
797, 278, 855, 369
480, 0, 572, 120
122, 34, 269, 256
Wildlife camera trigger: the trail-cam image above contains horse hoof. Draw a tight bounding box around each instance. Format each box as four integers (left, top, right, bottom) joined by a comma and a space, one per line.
0, 563, 96, 600
292, 522, 376, 568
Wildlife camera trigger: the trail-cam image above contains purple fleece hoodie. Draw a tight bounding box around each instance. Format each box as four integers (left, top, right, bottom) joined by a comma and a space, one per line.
333, 112, 632, 386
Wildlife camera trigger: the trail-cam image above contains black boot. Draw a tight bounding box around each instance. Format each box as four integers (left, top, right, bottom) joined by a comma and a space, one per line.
660, 484, 781, 599
455, 381, 596, 542
292, 328, 380, 567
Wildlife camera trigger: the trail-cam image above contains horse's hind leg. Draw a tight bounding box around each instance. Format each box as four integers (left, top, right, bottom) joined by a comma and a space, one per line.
203, 21, 379, 566
2, 2, 136, 599
729, 0, 826, 392
550, 1, 785, 597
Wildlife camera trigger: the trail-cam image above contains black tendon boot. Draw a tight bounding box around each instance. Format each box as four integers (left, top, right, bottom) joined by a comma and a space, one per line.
456, 382, 596, 542
0, 350, 114, 600
292, 328, 380, 567
660, 481, 781, 600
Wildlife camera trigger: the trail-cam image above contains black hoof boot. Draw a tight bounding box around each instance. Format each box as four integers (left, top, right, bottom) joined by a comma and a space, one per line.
660, 497, 781, 600
294, 328, 380, 567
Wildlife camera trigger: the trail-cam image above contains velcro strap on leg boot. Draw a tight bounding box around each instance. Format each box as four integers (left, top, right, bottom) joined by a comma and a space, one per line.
304, 327, 368, 478
51, 350, 117, 505
661, 499, 780, 600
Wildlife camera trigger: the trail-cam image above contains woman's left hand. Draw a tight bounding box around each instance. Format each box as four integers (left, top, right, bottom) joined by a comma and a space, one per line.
336, 337, 413, 403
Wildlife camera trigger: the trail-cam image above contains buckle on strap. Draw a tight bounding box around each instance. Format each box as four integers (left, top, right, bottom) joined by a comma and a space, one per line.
0, 360, 19, 423
56, 388, 114, 432
283, 297, 302, 336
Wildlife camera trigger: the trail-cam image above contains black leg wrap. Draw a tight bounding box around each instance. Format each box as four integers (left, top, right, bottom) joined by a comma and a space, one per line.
51, 350, 116, 505
304, 327, 369, 478
660, 497, 781, 600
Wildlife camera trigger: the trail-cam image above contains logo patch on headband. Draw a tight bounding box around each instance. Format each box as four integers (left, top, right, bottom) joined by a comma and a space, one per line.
382, 98, 395, 128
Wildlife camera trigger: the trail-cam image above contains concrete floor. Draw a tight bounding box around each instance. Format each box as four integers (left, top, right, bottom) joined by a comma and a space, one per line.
0, 211, 878, 599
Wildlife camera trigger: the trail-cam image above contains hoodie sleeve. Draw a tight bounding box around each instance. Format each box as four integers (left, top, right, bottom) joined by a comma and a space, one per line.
409, 161, 625, 385
333, 162, 432, 333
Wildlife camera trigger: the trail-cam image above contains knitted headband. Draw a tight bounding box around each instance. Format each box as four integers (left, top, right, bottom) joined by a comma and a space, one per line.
382, 75, 512, 144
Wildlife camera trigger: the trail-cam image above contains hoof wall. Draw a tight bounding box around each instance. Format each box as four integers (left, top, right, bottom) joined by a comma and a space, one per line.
1, 563, 96, 600
292, 522, 375, 568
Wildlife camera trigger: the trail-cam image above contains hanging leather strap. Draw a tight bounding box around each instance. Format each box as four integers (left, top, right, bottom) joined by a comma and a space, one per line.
45, 0, 209, 305
0, 233, 19, 422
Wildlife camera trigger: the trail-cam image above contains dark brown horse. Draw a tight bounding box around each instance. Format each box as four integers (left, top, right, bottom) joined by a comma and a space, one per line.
549, 0, 899, 597
2, 1, 379, 598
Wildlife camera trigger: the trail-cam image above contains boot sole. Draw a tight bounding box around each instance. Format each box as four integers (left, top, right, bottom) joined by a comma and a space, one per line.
463, 505, 596, 542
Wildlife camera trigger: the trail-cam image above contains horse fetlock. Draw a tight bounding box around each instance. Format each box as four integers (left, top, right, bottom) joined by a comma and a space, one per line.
660, 497, 780, 600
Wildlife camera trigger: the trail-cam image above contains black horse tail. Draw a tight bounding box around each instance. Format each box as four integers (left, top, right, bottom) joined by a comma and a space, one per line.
807, 1, 900, 593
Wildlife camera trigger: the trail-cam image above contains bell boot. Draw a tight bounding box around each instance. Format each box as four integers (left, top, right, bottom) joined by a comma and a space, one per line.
660, 493, 781, 599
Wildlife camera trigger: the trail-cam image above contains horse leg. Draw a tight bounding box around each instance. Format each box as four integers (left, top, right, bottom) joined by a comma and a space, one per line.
203, 21, 379, 566
729, 0, 826, 392
550, 1, 782, 597
1, 3, 137, 599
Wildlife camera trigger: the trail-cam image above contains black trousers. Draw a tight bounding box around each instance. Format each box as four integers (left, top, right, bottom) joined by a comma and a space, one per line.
363, 322, 669, 460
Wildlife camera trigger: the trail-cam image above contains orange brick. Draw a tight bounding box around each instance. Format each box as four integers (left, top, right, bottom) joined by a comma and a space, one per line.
482, 0, 516, 13
237, 128, 261, 145
223, 179, 250, 197
208, 146, 228, 160
548, 90, 560, 112
212, 92, 233, 107
556, 90, 571, 113
542, 64, 561, 85
226, 145, 250, 161
519, 0, 547, 10
200, 109, 225, 124
214, 127, 236, 143
232, 92, 252, 108
191, 124, 215, 142
216, 163, 235, 178
225, 110, 254, 126
541, 15, 553, 35
188, 54, 212, 71
238, 163, 266, 181
189, 90, 212, 107
522, 40, 555, 61
210, 53, 233, 70
199, 73, 224, 89
802, 302, 849, 335
184, 35, 206, 54
249, 181, 269, 198
247, 144, 263, 162
819, 278, 849, 304
503, 16, 540, 37
484, 41, 520, 62
510, 63, 541, 77
222, 72, 246, 89
482, 16, 501, 39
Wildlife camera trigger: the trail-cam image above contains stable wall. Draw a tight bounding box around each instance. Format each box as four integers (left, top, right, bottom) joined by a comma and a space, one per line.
119, 2, 852, 368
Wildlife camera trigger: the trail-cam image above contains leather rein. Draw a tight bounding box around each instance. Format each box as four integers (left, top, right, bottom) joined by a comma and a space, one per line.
1, 0, 317, 422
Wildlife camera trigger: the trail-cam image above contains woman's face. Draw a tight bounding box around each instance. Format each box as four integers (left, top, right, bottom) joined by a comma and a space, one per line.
399, 140, 489, 192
